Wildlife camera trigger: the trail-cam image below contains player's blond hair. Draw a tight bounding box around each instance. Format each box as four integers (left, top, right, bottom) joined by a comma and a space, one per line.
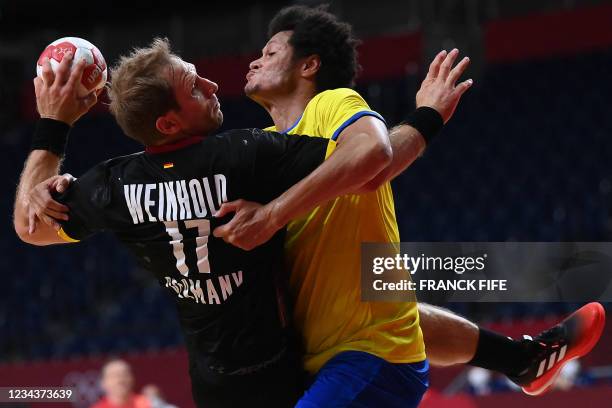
108, 38, 180, 146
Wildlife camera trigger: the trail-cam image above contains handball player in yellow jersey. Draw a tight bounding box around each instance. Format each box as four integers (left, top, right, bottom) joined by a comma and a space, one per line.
214, 5, 606, 405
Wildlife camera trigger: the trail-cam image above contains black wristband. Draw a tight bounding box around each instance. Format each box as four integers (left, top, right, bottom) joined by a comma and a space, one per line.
31, 118, 71, 157
405, 107, 444, 144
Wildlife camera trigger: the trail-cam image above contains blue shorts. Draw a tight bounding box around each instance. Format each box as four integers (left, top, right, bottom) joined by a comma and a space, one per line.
296, 351, 429, 408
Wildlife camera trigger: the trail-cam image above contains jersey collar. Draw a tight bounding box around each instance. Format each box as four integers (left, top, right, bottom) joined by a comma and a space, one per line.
279, 113, 303, 134
145, 135, 204, 154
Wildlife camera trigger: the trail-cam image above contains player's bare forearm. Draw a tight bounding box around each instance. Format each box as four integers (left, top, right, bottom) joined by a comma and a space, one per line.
213, 116, 393, 250
270, 130, 392, 228
212, 122, 392, 250
13, 150, 65, 245
357, 124, 425, 192
212, 130, 391, 250
266, 115, 392, 229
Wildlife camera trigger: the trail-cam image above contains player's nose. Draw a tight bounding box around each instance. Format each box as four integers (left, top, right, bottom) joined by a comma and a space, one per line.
203, 78, 218, 97
249, 58, 261, 70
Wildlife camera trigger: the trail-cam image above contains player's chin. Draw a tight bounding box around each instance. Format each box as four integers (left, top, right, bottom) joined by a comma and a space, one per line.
244, 83, 258, 98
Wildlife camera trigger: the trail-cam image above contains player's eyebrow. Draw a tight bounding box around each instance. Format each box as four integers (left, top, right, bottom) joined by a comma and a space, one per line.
187, 64, 198, 85
262, 40, 279, 53
177, 62, 196, 90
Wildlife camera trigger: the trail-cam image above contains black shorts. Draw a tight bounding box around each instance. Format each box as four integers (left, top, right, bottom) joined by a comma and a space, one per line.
188, 348, 305, 408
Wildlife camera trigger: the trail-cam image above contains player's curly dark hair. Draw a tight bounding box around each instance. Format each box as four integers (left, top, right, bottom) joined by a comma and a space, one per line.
268, 5, 360, 91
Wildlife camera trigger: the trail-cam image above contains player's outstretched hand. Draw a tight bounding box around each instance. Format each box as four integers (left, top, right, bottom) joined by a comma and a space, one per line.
416, 48, 473, 124
212, 200, 280, 251
27, 174, 75, 234
34, 52, 99, 126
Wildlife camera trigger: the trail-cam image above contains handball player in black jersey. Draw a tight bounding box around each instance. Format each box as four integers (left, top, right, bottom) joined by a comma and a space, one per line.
12, 38, 363, 407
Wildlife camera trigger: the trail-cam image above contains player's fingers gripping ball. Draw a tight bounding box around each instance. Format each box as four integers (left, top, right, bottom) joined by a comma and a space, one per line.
36, 37, 107, 97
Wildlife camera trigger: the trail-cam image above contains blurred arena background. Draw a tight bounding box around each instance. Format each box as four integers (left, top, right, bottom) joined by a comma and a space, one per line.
1, 0, 612, 406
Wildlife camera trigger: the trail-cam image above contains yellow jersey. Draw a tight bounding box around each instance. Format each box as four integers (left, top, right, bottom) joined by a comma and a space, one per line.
266, 88, 425, 374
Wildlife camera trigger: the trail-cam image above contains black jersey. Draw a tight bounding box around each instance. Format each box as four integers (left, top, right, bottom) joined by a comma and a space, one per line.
53, 127, 328, 390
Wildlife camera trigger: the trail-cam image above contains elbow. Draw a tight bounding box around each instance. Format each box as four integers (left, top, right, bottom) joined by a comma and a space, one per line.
14, 222, 46, 246
353, 142, 392, 194
367, 138, 393, 175
355, 138, 393, 193
15, 225, 34, 245
14, 219, 29, 243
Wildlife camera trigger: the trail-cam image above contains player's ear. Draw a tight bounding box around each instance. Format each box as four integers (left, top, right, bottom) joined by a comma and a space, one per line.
301, 55, 321, 79
156, 112, 181, 136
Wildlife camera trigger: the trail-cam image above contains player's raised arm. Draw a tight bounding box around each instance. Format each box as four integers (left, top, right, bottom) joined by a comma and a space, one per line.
13, 52, 98, 246
213, 51, 472, 251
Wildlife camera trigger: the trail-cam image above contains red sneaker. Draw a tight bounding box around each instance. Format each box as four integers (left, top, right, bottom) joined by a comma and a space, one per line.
509, 302, 606, 396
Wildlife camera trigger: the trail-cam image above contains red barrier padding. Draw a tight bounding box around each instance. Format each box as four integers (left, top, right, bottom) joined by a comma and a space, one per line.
485, 4, 612, 63
356, 32, 422, 82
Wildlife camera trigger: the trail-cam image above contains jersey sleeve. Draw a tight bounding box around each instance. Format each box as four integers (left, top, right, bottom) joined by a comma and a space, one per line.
250, 129, 331, 199
54, 162, 111, 242
315, 88, 386, 141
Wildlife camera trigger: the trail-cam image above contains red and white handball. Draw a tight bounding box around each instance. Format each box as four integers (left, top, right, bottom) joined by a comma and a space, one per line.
36, 37, 108, 97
